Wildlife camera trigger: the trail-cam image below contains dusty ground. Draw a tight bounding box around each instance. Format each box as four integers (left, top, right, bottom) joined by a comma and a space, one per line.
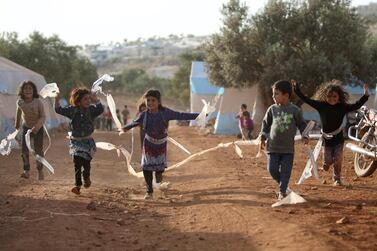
1, 126, 377, 251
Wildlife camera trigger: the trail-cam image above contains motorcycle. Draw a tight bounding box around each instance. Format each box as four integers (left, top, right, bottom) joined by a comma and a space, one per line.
346, 106, 377, 177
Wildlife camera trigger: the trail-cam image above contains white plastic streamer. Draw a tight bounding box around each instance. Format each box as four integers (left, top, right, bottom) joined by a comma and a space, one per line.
39, 83, 59, 98
91, 74, 114, 94
106, 94, 124, 135
195, 93, 221, 129
167, 137, 191, 155
43, 125, 51, 156
25, 129, 54, 174
271, 191, 307, 207
234, 143, 243, 158
0, 130, 19, 156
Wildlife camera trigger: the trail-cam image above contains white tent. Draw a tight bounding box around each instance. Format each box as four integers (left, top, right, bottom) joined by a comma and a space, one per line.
190, 61, 266, 135
0, 57, 63, 140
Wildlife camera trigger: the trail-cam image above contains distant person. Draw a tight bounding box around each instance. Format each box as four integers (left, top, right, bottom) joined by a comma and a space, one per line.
293, 79, 369, 186
121, 105, 130, 125
103, 106, 113, 131
259, 80, 308, 201
15, 80, 46, 180
55, 88, 104, 195
122, 89, 199, 200
243, 111, 254, 140
236, 104, 248, 140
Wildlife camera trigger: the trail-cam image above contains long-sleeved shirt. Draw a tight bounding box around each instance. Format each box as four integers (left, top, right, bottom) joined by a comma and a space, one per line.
55, 103, 104, 137
260, 103, 307, 154
294, 84, 368, 146
15, 98, 46, 131
124, 108, 199, 138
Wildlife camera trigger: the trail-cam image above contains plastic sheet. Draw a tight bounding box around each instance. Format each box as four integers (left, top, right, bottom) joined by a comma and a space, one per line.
39, 83, 59, 98
195, 94, 221, 129
91, 74, 114, 94
271, 191, 307, 207
25, 130, 54, 174
297, 136, 322, 184
106, 94, 124, 135
0, 130, 19, 156
167, 137, 191, 155
234, 143, 243, 158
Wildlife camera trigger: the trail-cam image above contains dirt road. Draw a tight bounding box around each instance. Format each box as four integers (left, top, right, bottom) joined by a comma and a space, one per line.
1, 126, 377, 251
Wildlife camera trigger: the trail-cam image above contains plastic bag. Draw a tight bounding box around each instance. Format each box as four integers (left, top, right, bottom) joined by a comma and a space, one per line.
25, 130, 54, 174
271, 191, 307, 207
0, 130, 19, 156
91, 74, 114, 94
39, 83, 59, 98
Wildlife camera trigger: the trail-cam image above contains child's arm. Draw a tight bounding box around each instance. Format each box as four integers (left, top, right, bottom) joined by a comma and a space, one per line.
14, 104, 22, 130
165, 109, 199, 121
259, 107, 273, 149
292, 80, 322, 110
54, 93, 74, 119
32, 100, 46, 133
345, 83, 369, 112
89, 93, 104, 117
122, 112, 144, 132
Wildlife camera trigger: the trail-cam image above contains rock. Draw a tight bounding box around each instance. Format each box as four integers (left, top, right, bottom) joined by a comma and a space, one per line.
336, 217, 349, 224
97, 230, 104, 235
117, 218, 125, 226
311, 186, 318, 190
352, 177, 359, 181
322, 180, 327, 184
324, 203, 332, 208
198, 237, 205, 241
355, 203, 363, 210
288, 210, 296, 214
86, 201, 96, 211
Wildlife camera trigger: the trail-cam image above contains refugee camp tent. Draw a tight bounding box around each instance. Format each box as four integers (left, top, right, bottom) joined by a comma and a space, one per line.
0, 57, 63, 140
189, 61, 266, 135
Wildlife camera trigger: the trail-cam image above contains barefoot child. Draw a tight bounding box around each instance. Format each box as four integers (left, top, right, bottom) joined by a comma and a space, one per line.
292, 79, 369, 186
259, 80, 308, 200
15, 80, 46, 180
123, 89, 199, 199
55, 88, 104, 194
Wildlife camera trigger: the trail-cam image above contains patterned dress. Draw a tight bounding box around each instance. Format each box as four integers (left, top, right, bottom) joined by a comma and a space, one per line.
124, 108, 198, 171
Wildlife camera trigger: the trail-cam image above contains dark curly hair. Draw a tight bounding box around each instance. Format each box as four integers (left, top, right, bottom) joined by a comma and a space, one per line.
313, 80, 349, 104
143, 88, 165, 110
17, 80, 39, 99
69, 88, 90, 107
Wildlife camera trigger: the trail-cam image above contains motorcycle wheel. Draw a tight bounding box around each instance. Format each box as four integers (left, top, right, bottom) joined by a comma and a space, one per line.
354, 134, 377, 177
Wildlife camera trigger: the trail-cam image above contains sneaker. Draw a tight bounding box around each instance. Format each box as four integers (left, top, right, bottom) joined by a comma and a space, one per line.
71, 186, 81, 195
143, 193, 153, 200
38, 170, 44, 180
20, 170, 30, 179
277, 192, 287, 201
333, 180, 342, 186
83, 177, 91, 188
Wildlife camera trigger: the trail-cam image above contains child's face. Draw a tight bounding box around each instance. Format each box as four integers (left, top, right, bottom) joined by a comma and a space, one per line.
272, 88, 289, 105
79, 94, 91, 109
146, 96, 159, 112
326, 91, 339, 105
22, 84, 34, 100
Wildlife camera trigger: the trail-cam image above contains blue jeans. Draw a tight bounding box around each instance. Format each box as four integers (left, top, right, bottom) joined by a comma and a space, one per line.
267, 153, 294, 193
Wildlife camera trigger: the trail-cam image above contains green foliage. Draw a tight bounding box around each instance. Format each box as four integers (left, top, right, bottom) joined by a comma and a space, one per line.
0, 31, 97, 99
204, 0, 375, 105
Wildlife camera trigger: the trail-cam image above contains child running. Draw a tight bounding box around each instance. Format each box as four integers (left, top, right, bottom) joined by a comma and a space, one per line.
15, 80, 46, 180
123, 89, 199, 199
55, 88, 104, 195
292, 79, 369, 186
259, 80, 308, 200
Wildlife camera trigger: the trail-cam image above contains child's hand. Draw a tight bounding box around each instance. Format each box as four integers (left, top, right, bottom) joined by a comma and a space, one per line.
363, 83, 369, 96
122, 127, 128, 133
291, 79, 297, 88
259, 140, 266, 150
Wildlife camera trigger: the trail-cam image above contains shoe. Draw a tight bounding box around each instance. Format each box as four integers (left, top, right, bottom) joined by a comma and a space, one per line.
20, 170, 30, 179
333, 180, 342, 186
277, 192, 287, 201
38, 170, 44, 180
83, 177, 91, 188
143, 193, 153, 200
71, 186, 81, 195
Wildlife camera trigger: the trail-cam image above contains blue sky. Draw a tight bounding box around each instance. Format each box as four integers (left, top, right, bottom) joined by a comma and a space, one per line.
0, 0, 375, 45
